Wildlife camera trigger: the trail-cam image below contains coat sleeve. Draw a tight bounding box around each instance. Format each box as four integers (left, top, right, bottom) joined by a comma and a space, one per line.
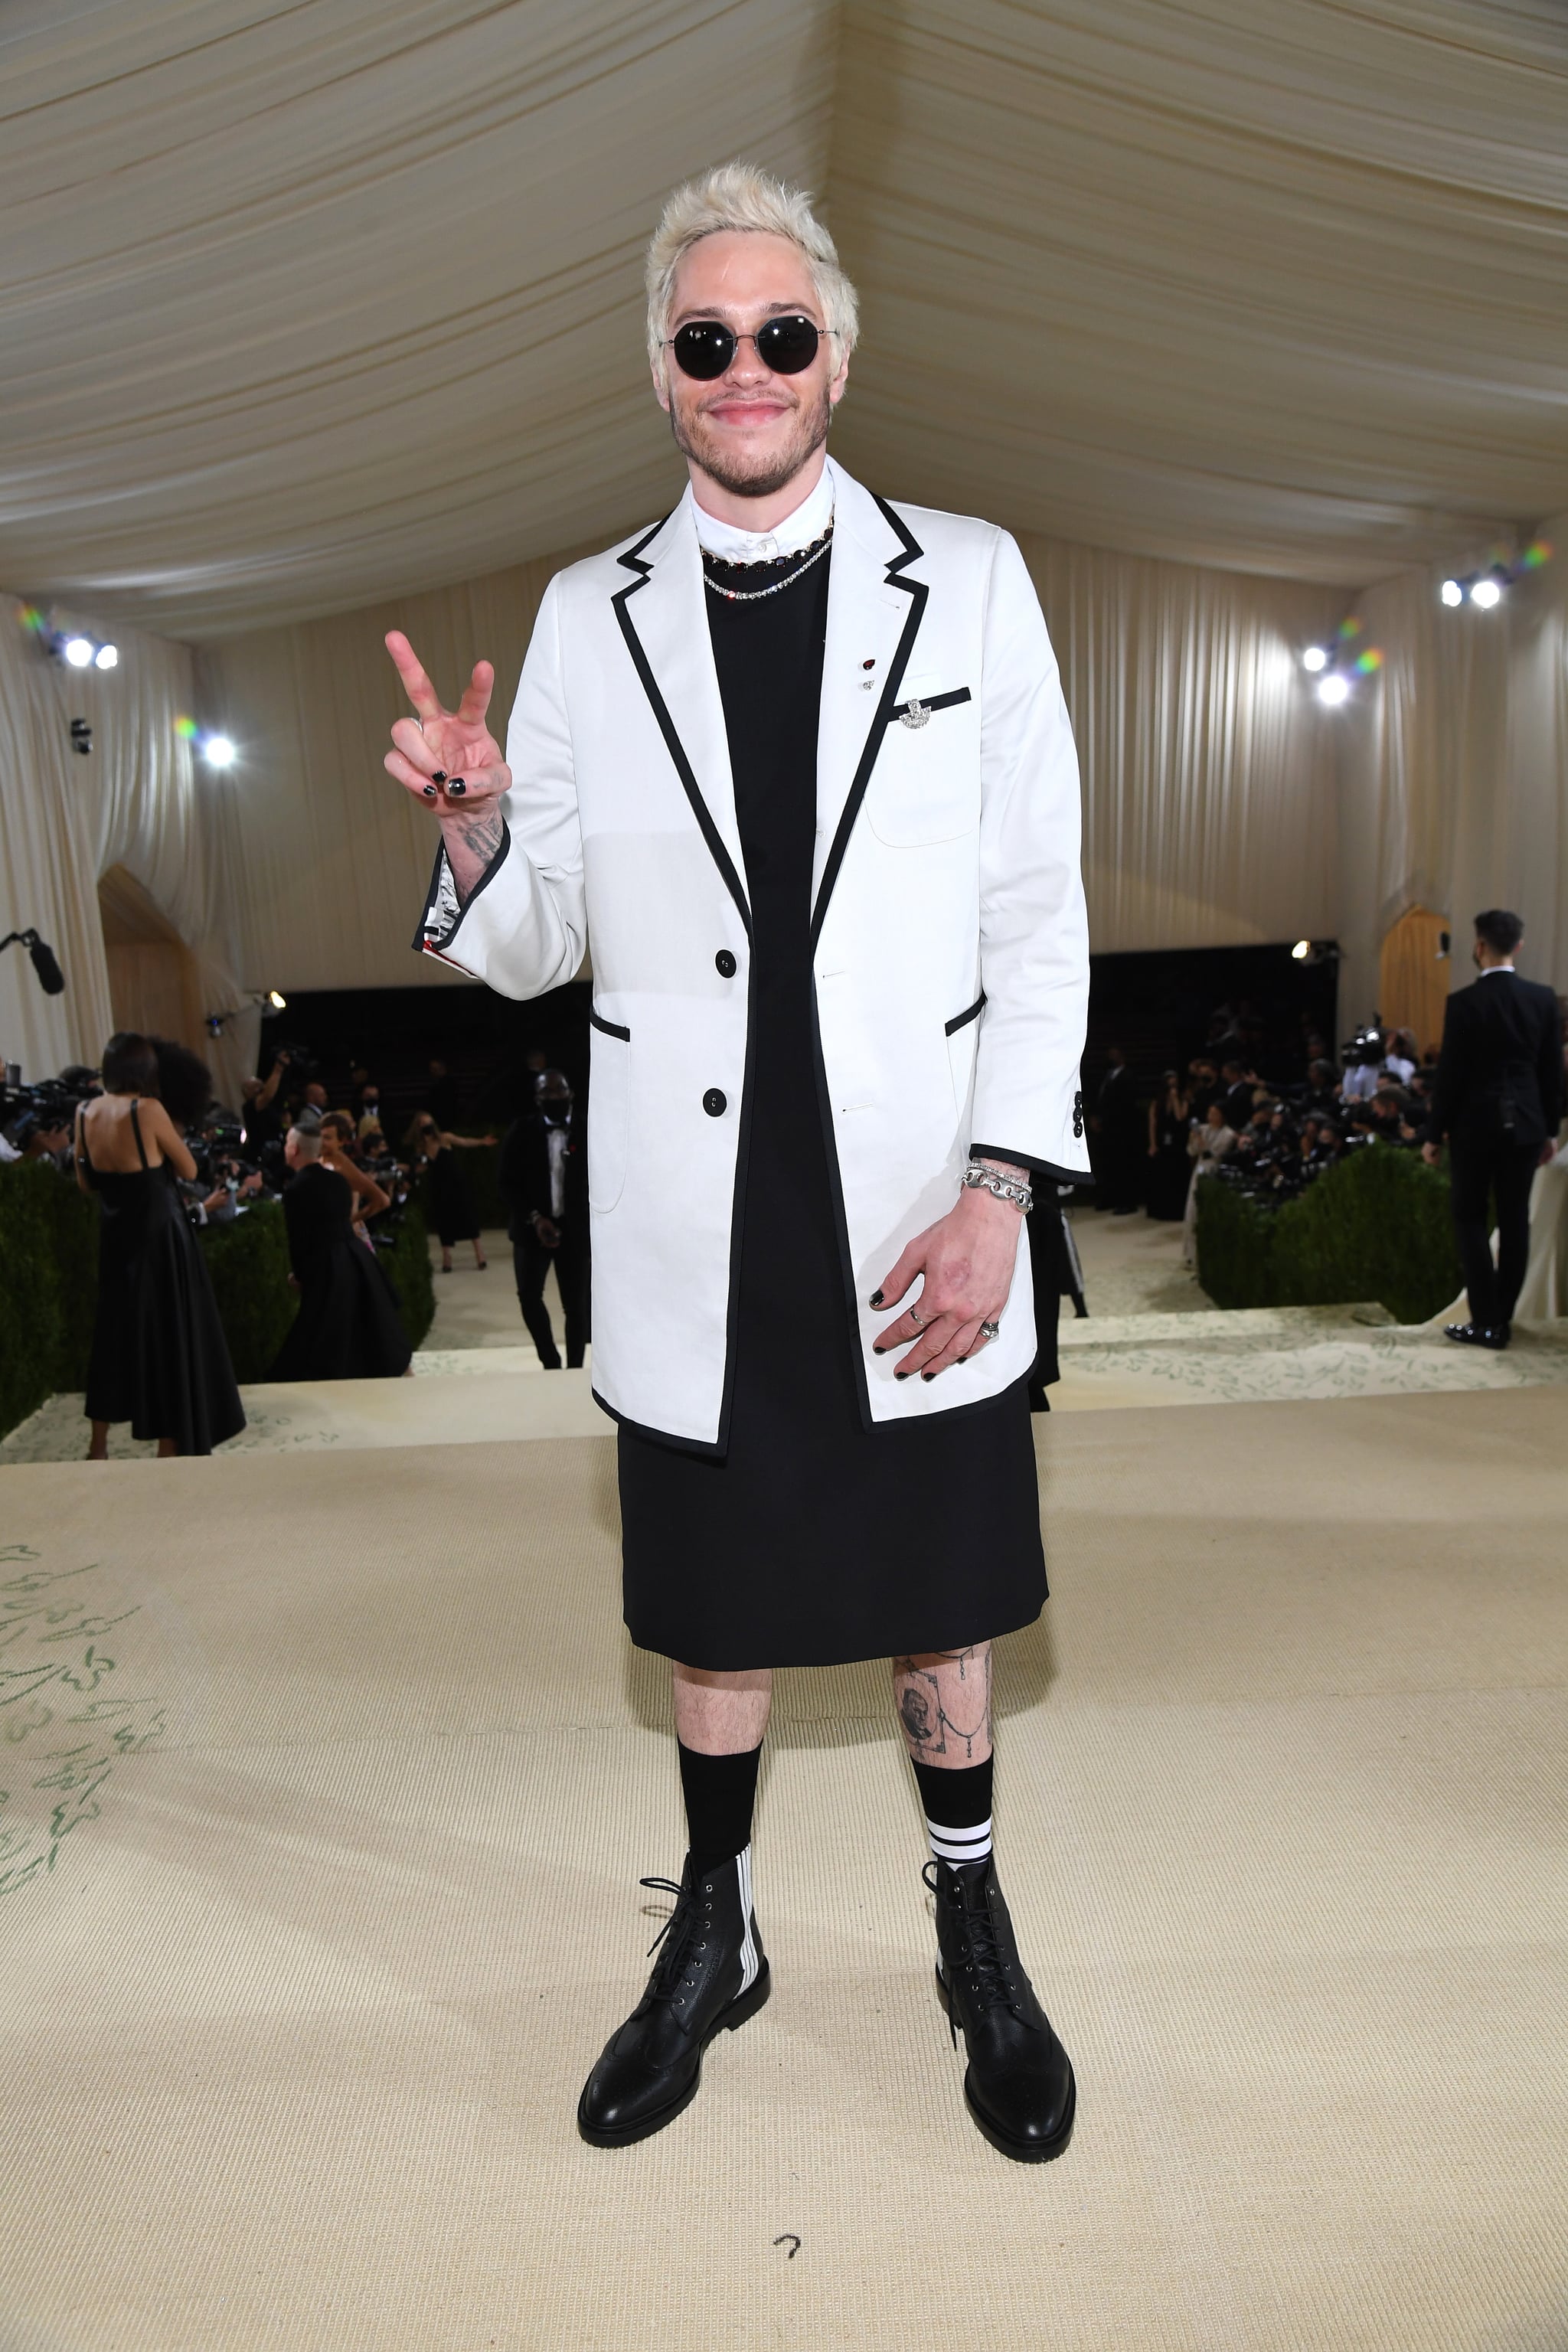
412, 575, 586, 998
1425, 993, 1462, 1142
1536, 985, 1564, 1135
966, 530, 1093, 1184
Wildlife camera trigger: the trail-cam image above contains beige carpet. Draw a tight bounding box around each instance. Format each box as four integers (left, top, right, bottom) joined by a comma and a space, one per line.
3, 1390, 1566, 2351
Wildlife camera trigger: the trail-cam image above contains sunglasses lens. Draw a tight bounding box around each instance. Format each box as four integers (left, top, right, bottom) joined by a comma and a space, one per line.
671, 322, 736, 380
756, 315, 821, 374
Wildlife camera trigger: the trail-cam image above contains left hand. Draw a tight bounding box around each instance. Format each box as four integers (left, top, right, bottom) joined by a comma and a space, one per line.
1421, 1141, 1440, 1166
870, 1182, 1024, 1380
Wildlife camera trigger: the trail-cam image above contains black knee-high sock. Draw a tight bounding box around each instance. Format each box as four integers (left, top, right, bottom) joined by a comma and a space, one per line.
910, 1752, 994, 1871
678, 1739, 763, 1874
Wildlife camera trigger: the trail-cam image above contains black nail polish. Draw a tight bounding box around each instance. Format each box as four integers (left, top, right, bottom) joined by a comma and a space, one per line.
894, 1370, 909, 1381
921, 1370, 935, 1381
446, 777, 466, 796
872, 1346, 885, 1356
422, 785, 436, 799
432, 769, 447, 785
956, 1354, 969, 1363
869, 1289, 884, 1307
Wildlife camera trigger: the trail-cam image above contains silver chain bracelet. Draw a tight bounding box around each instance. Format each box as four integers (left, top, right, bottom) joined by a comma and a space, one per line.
961, 1161, 1033, 1214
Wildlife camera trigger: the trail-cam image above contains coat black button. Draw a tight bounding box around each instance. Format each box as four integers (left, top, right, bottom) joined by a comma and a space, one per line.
714, 949, 737, 978
703, 1089, 727, 1118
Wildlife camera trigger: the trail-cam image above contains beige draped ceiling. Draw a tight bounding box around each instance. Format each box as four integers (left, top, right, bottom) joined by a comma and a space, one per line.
3, 0, 1566, 634
3, 2, 1566, 1083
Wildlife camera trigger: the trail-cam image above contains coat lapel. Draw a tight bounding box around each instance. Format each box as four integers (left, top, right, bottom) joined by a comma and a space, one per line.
612, 495, 750, 933
811, 464, 928, 941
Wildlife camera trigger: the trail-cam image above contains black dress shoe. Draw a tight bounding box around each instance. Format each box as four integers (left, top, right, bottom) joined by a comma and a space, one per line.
577, 1849, 769, 2147
929, 1856, 1075, 2163
1443, 1321, 1511, 1350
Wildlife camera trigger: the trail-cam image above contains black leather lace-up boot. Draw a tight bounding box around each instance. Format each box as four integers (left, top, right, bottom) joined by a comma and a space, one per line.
929, 1856, 1076, 2162
577, 1848, 769, 2147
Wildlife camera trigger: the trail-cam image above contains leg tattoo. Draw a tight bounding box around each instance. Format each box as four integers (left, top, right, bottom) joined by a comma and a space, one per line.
892, 1646, 993, 1765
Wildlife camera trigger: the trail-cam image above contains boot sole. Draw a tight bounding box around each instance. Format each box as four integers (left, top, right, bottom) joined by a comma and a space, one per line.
577, 1962, 771, 2148
936, 1965, 1076, 2164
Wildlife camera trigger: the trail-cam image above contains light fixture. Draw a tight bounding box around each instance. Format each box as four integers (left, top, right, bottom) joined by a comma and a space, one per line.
1469, 577, 1502, 609
1302, 645, 1328, 673
1317, 674, 1351, 707
1291, 939, 1311, 961
266, 988, 286, 1011
202, 733, 236, 767
62, 635, 95, 668
1440, 580, 1463, 608
93, 642, 119, 670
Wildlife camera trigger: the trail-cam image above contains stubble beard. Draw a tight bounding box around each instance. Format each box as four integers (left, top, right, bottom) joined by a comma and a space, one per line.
670, 379, 833, 502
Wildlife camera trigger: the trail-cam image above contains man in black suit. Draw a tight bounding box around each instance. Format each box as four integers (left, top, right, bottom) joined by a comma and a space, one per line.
498, 1069, 590, 1368
1089, 1044, 1143, 1214
1423, 910, 1563, 1348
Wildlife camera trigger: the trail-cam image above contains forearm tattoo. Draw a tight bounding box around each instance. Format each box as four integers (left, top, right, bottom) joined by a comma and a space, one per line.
444, 804, 505, 902
893, 1646, 992, 1762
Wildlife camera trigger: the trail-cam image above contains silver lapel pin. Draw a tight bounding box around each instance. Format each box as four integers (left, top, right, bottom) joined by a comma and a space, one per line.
900, 698, 930, 730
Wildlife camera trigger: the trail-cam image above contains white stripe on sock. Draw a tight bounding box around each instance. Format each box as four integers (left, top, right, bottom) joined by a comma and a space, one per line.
734, 1844, 759, 1990
927, 1814, 992, 1867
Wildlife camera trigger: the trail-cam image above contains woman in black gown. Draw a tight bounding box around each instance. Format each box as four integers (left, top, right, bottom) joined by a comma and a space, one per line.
1145, 1070, 1194, 1220
270, 1124, 412, 1380
75, 1032, 245, 1459
617, 529, 1047, 1670
410, 1115, 495, 1272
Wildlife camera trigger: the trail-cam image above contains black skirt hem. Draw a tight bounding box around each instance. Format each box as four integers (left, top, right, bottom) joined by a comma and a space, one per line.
621, 1588, 1046, 1674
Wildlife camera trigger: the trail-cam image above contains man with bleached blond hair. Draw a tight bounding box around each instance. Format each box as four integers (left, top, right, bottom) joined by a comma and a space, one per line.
384, 162, 1089, 2161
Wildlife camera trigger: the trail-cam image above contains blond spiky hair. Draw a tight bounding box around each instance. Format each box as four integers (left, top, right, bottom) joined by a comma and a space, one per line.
645, 162, 860, 387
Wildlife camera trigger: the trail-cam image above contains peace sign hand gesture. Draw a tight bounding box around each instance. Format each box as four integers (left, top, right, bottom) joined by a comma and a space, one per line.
384, 632, 511, 899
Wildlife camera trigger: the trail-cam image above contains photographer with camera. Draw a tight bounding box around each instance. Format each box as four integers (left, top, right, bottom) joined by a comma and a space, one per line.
74, 1032, 244, 1459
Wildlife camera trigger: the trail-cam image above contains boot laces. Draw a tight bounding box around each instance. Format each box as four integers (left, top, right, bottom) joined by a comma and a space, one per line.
923, 1858, 1019, 2044
639, 1873, 708, 2005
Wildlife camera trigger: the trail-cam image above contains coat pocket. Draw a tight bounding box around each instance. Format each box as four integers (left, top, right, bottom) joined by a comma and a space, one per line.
587, 1011, 631, 1210
866, 685, 978, 847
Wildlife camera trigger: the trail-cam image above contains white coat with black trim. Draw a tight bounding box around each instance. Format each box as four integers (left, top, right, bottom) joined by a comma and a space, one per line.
416, 456, 1091, 1452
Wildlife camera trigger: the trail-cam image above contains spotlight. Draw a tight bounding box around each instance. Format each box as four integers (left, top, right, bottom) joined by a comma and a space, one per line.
202, 733, 236, 767
1292, 939, 1311, 961
1317, 674, 1351, 707
1302, 645, 1328, 672
62, 635, 95, 668
93, 642, 119, 670
1470, 577, 1502, 609
266, 988, 286, 1011
1440, 580, 1463, 608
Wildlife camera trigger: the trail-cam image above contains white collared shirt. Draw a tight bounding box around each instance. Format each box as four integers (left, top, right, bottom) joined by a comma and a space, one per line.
691, 462, 835, 564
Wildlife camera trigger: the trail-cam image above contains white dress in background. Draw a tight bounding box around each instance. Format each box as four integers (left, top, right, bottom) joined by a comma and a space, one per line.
1513, 1122, 1568, 1319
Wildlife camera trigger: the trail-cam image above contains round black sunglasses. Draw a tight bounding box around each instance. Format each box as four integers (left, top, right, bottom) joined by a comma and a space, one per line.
665, 314, 831, 381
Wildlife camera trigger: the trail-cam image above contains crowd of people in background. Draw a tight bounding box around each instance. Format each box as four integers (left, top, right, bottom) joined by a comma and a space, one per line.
1086, 1006, 1444, 1264
2, 1023, 593, 1455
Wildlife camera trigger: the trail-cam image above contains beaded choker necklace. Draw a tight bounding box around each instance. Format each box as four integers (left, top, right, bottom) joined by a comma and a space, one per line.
701, 524, 834, 603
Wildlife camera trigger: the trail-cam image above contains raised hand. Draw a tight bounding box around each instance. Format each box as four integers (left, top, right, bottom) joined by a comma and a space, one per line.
384, 632, 511, 898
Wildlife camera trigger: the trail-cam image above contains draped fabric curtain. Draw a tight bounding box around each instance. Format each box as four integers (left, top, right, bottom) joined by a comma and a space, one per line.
1336, 501, 1568, 1021
0, 599, 253, 1102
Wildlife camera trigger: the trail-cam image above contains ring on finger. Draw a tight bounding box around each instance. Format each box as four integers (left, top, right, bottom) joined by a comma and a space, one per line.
909, 1308, 928, 1331
978, 1318, 1001, 1341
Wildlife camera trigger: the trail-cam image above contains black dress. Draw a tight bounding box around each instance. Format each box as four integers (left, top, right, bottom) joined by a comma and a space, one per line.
1148, 1102, 1192, 1220
270, 1163, 413, 1380
80, 1100, 246, 1455
617, 540, 1047, 1671
423, 1144, 481, 1246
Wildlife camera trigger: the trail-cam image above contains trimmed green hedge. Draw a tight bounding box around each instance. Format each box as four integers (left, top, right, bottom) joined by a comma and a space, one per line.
0, 1160, 100, 1439
0, 1169, 436, 1441
1195, 1141, 1462, 1324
